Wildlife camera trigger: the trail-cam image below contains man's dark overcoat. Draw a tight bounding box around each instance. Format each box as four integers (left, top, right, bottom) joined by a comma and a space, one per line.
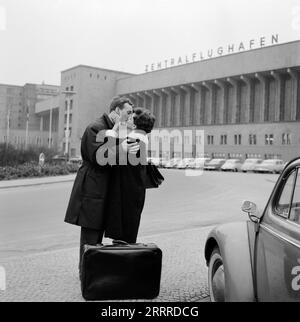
64, 113, 114, 230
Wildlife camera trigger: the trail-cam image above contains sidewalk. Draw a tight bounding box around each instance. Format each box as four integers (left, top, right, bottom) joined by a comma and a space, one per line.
0, 174, 76, 189
0, 226, 211, 302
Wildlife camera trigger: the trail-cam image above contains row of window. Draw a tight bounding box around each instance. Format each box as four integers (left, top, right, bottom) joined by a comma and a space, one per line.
64, 72, 108, 82
209, 133, 291, 146
153, 133, 292, 146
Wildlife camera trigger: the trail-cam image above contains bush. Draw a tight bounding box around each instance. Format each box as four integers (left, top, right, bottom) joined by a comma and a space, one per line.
0, 162, 78, 181
0, 143, 57, 167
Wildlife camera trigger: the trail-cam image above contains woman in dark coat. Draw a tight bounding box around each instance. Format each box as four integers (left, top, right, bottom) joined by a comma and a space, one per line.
104, 108, 159, 243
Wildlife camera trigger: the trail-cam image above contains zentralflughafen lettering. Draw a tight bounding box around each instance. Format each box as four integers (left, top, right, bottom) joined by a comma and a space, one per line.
144, 34, 279, 72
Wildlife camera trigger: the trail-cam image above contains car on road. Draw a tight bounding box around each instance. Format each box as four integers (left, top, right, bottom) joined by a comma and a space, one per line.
221, 159, 243, 172
176, 158, 195, 169
164, 158, 181, 169
187, 158, 211, 169
204, 157, 300, 302
67, 156, 82, 166
254, 159, 285, 174
204, 159, 226, 171
159, 158, 169, 168
241, 158, 263, 173
147, 157, 161, 166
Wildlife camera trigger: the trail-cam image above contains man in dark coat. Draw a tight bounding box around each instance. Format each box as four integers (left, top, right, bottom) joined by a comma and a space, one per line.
64, 96, 139, 274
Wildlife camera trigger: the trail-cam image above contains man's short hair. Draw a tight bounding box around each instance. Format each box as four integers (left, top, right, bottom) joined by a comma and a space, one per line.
109, 96, 133, 112
133, 107, 156, 134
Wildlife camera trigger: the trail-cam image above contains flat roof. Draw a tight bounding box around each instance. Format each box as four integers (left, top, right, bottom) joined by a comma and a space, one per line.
61, 64, 136, 76
116, 39, 300, 94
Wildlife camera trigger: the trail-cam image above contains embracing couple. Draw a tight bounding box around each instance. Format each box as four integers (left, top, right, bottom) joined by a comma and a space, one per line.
64, 96, 163, 278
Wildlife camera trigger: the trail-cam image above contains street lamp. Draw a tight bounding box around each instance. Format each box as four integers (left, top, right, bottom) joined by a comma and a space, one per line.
61, 90, 76, 160
6, 104, 11, 149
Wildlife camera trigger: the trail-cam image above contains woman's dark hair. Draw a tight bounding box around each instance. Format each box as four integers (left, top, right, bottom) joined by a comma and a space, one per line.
109, 96, 133, 112
133, 107, 156, 134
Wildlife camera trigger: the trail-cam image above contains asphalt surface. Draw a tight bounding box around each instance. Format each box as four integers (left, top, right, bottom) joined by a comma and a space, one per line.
0, 169, 279, 301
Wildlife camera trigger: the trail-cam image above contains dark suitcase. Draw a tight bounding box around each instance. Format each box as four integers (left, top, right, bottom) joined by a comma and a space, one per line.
81, 240, 162, 300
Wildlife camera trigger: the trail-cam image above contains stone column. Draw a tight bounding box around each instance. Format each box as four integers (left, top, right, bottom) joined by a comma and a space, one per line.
287, 68, 298, 121
136, 92, 144, 107
40, 116, 43, 131
171, 86, 181, 127
240, 75, 253, 123
128, 94, 137, 107
150, 90, 161, 127
202, 81, 214, 125
162, 89, 172, 127
270, 70, 284, 122
142, 91, 150, 110
255, 73, 267, 122
155, 89, 165, 128
226, 77, 239, 124
191, 83, 203, 125
180, 85, 192, 127
214, 80, 227, 124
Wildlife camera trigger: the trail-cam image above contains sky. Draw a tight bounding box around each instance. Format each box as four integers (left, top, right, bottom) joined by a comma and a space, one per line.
0, 0, 300, 86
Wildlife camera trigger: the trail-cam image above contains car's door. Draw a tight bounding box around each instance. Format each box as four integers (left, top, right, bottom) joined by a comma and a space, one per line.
255, 168, 300, 301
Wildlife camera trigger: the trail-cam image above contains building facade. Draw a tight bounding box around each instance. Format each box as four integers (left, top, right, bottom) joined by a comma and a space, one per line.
0, 83, 60, 149
2, 40, 300, 162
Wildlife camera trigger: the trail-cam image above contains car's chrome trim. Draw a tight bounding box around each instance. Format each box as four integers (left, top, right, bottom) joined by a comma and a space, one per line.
260, 224, 300, 249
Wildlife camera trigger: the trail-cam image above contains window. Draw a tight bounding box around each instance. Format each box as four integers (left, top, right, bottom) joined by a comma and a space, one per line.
265, 134, 274, 145
220, 135, 227, 145
207, 135, 214, 145
70, 86, 74, 91
249, 134, 257, 145
90, 73, 92, 78
282, 133, 291, 145
70, 100, 73, 110
290, 170, 300, 224
65, 101, 68, 111
275, 171, 296, 218
234, 134, 241, 145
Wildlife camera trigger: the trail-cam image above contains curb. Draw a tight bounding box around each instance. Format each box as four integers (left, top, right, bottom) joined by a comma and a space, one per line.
0, 175, 76, 189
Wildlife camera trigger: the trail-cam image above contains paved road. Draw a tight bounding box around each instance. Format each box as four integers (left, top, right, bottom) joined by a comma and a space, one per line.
0, 170, 278, 260
0, 170, 279, 301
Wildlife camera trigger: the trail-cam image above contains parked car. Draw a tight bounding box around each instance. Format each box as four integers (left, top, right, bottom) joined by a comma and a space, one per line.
176, 158, 195, 169
204, 157, 300, 302
159, 158, 169, 168
241, 158, 263, 172
204, 159, 226, 171
51, 155, 67, 165
221, 159, 243, 172
67, 156, 82, 166
147, 157, 160, 166
164, 158, 181, 169
188, 158, 211, 169
254, 159, 285, 174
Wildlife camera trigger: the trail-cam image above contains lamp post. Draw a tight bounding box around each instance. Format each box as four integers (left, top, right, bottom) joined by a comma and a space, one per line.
6, 105, 10, 149
61, 90, 76, 160
25, 100, 29, 149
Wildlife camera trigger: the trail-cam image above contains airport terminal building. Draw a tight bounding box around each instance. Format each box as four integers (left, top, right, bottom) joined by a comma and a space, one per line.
1, 40, 300, 161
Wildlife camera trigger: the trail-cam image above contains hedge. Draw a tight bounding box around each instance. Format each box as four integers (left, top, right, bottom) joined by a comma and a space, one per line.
0, 162, 80, 181
0, 143, 57, 167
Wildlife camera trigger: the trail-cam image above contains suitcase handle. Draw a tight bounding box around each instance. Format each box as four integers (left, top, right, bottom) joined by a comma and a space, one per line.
112, 240, 129, 246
